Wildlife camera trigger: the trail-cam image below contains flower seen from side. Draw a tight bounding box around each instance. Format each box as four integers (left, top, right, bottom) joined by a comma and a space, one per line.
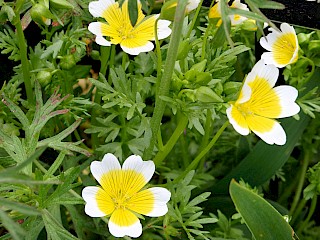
88, 0, 172, 55
208, 0, 249, 26
82, 153, 171, 238
260, 23, 299, 68
186, 0, 201, 13
226, 60, 300, 145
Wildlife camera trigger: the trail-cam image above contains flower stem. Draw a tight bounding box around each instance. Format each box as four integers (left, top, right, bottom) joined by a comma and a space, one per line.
201, 21, 213, 61
173, 120, 229, 183
153, 113, 188, 165
297, 195, 318, 235
289, 150, 310, 216
91, 46, 111, 149
198, 109, 213, 171
143, 0, 188, 159
14, 8, 33, 104
186, 0, 204, 38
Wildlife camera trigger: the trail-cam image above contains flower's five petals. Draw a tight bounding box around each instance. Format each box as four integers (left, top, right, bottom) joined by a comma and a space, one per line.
82, 154, 171, 238
108, 209, 142, 238
260, 23, 299, 68
226, 60, 300, 145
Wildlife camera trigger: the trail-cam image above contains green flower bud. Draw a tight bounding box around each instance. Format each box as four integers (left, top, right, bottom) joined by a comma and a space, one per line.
215, 82, 223, 95
30, 4, 54, 26
298, 32, 314, 46
308, 40, 320, 53
59, 54, 76, 70
90, 50, 100, 61
49, 0, 74, 9
37, 70, 53, 86
195, 86, 223, 103
223, 82, 242, 95
185, 69, 197, 82
177, 39, 190, 60
160, 0, 178, 21
195, 72, 212, 85
191, 59, 207, 72
240, 19, 258, 31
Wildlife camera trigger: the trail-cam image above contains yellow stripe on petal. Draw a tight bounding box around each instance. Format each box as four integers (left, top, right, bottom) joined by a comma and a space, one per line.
246, 114, 276, 133
110, 209, 138, 227
96, 188, 115, 215
209, 3, 221, 19
121, 169, 148, 196
245, 77, 282, 118
102, 3, 123, 29
127, 189, 154, 215
272, 33, 298, 66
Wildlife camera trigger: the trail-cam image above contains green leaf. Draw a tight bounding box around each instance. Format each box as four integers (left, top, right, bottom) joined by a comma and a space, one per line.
212, 113, 310, 194
128, 0, 138, 26
41, 40, 63, 59
0, 209, 25, 240
0, 197, 40, 216
42, 209, 78, 240
24, 216, 45, 240
229, 180, 293, 240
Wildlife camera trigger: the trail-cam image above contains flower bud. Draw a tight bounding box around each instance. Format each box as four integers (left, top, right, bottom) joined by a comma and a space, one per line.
37, 70, 53, 86
195, 72, 211, 85
191, 59, 207, 72
30, 4, 54, 26
59, 54, 76, 70
308, 40, 320, 53
177, 39, 190, 60
160, 0, 177, 21
298, 32, 314, 46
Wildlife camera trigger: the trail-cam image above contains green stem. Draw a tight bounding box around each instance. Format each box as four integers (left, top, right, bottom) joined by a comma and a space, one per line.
153, 113, 188, 166
143, 0, 188, 159
14, 11, 33, 104
91, 46, 111, 149
186, 0, 204, 38
201, 21, 213, 61
289, 150, 310, 216
154, 18, 162, 83
198, 109, 213, 171
297, 195, 318, 235
291, 198, 307, 225
173, 121, 229, 183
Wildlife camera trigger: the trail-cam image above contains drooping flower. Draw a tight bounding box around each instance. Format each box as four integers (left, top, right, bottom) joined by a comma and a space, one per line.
208, 0, 249, 26
82, 153, 171, 238
226, 60, 300, 145
260, 23, 299, 68
88, 0, 172, 55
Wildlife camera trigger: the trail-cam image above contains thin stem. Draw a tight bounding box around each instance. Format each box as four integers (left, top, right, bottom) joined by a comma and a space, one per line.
154, 18, 162, 83
291, 198, 307, 225
153, 113, 188, 166
173, 121, 229, 183
289, 150, 310, 216
198, 109, 213, 171
14, 12, 33, 104
201, 21, 213, 61
143, 0, 188, 159
297, 195, 318, 235
186, 0, 204, 38
91, 46, 111, 149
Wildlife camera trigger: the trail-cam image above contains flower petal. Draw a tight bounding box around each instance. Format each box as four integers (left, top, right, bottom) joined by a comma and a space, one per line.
273, 85, 300, 118
89, 0, 116, 18
88, 22, 107, 36
90, 153, 121, 185
95, 36, 111, 46
128, 187, 171, 217
236, 83, 251, 104
82, 186, 114, 217
226, 105, 250, 136
209, 2, 221, 19
247, 115, 286, 145
186, 0, 200, 13
245, 60, 279, 88
157, 19, 172, 40
108, 209, 142, 238
120, 41, 154, 55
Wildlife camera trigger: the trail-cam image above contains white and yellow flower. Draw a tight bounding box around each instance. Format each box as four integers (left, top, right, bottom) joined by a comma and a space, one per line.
82, 153, 171, 238
226, 60, 300, 145
260, 23, 299, 68
186, 0, 201, 13
88, 0, 172, 55
209, 0, 249, 26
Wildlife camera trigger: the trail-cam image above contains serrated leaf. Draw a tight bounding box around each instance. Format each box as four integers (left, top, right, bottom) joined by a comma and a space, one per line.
41, 40, 63, 59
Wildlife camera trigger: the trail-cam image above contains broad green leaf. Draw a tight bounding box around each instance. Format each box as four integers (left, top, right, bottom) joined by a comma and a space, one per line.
229, 180, 293, 240
212, 112, 310, 194
128, 0, 138, 26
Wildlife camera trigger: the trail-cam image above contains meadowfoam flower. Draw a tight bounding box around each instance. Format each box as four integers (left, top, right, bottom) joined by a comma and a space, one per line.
88, 0, 172, 55
260, 23, 299, 68
209, 0, 249, 26
82, 153, 171, 238
226, 60, 300, 145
